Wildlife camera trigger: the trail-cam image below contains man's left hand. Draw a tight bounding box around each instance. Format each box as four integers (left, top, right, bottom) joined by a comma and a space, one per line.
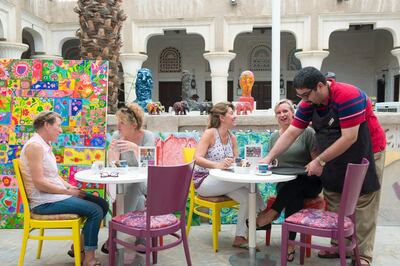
305, 159, 323, 176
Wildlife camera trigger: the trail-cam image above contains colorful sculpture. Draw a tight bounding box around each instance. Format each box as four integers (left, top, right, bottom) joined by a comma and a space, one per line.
235, 101, 252, 115
238, 70, 255, 113
173, 100, 189, 115
147, 102, 163, 115
134, 68, 153, 112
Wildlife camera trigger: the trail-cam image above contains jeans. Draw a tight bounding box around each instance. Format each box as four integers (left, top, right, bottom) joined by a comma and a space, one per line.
32, 193, 108, 251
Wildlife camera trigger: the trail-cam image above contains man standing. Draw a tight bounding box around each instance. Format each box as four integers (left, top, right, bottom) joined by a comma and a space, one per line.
260, 67, 386, 266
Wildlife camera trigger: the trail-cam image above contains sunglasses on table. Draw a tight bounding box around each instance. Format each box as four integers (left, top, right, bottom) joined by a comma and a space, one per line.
100, 172, 119, 178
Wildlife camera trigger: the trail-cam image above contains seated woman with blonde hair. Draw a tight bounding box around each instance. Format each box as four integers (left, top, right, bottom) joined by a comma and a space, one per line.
193, 101, 265, 249
106, 103, 155, 253
258, 99, 322, 261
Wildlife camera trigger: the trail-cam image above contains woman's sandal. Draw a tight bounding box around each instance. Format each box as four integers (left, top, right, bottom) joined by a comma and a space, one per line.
67, 245, 84, 258
135, 237, 146, 254
232, 242, 260, 251
100, 241, 109, 254
245, 219, 272, 230
318, 250, 351, 259
287, 249, 295, 262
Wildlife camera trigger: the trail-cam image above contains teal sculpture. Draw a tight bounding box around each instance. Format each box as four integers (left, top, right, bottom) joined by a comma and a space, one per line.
134, 68, 153, 112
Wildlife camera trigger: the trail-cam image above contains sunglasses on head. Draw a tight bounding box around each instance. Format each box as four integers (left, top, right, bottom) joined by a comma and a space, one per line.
121, 106, 138, 123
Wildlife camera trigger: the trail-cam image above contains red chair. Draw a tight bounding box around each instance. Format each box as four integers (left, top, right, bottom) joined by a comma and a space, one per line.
281, 158, 369, 266
108, 162, 194, 266
264, 195, 326, 257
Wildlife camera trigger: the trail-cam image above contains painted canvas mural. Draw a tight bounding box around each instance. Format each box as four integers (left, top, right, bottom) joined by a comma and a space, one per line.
153, 130, 279, 225
0, 59, 108, 228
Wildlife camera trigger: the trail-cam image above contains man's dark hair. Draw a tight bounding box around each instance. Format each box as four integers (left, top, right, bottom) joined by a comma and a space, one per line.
293, 66, 326, 91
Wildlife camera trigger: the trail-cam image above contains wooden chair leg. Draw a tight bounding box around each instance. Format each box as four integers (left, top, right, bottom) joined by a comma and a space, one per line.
72, 223, 82, 266
305, 235, 312, 257
211, 207, 220, 253
151, 237, 158, 264
186, 198, 194, 236
36, 228, 44, 259
18, 224, 29, 266
108, 223, 117, 266
265, 228, 272, 246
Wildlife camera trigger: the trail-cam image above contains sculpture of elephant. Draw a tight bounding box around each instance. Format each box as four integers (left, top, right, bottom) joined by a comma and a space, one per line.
147, 102, 163, 115
235, 101, 252, 115
173, 100, 189, 115
199, 101, 213, 115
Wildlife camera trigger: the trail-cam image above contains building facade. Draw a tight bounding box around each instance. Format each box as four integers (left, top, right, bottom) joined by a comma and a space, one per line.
1, 0, 400, 109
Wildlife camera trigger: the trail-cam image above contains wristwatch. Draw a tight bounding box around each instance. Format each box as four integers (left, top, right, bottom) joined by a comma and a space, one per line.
316, 156, 326, 167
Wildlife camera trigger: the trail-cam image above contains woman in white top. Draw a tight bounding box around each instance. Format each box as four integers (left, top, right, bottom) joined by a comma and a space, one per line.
20, 111, 108, 266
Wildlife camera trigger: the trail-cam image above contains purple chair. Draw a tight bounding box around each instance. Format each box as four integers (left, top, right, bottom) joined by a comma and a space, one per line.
108, 162, 194, 266
281, 158, 369, 266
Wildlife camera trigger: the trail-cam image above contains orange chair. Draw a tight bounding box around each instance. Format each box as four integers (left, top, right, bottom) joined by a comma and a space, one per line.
264, 195, 326, 257
13, 159, 83, 266
183, 147, 238, 252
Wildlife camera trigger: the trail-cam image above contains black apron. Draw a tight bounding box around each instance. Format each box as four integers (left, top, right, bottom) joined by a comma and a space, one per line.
312, 106, 380, 195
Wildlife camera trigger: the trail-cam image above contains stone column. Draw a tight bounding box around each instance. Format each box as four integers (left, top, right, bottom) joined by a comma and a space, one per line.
271, 0, 281, 111
203, 52, 236, 103
295, 50, 330, 70
120, 53, 148, 103
30, 54, 63, 60
391, 48, 400, 71
0, 41, 28, 59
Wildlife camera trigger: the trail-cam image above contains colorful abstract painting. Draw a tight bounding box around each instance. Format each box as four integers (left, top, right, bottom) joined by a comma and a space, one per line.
0, 59, 108, 229
153, 131, 278, 225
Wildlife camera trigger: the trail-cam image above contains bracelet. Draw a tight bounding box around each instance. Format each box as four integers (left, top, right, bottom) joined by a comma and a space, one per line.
316, 156, 326, 167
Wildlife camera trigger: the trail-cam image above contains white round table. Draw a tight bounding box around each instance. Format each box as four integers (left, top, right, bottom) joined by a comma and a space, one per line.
209, 169, 296, 266
74, 167, 147, 216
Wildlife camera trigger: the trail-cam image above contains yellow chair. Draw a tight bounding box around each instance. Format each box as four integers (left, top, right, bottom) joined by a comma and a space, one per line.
183, 147, 238, 252
13, 159, 83, 266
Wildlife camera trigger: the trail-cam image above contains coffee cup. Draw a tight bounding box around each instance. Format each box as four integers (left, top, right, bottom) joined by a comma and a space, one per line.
257, 164, 269, 174
235, 157, 243, 166
118, 160, 128, 167
92, 161, 105, 174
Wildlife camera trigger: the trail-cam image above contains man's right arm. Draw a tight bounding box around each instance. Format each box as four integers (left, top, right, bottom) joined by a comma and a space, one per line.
260, 125, 304, 163
25, 143, 74, 196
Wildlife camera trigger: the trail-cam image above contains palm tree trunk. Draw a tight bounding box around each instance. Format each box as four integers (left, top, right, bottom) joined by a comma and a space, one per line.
75, 0, 126, 114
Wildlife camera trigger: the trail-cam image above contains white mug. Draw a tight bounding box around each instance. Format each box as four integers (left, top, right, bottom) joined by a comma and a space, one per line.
91, 161, 105, 174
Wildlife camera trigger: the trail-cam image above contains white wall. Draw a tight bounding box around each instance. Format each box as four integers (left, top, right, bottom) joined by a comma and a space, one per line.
322, 29, 397, 99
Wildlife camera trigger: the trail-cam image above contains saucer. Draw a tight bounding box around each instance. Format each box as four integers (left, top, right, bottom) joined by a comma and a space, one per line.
255, 171, 272, 176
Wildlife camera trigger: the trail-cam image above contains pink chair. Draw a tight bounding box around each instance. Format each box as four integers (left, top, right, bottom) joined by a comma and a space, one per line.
108, 162, 194, 266
265, 194, 327, 258
281, 158, 369, 266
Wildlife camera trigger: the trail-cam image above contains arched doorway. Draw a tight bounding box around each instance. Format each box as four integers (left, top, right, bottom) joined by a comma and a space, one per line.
144, 30, 206, 110
233, 28, 298, 109
323, 25, 397, 101
21, 29, 35, 59
62, 39, 81, 59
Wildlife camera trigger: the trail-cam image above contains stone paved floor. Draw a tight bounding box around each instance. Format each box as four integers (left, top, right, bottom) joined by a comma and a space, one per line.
1, 224, 399, 266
